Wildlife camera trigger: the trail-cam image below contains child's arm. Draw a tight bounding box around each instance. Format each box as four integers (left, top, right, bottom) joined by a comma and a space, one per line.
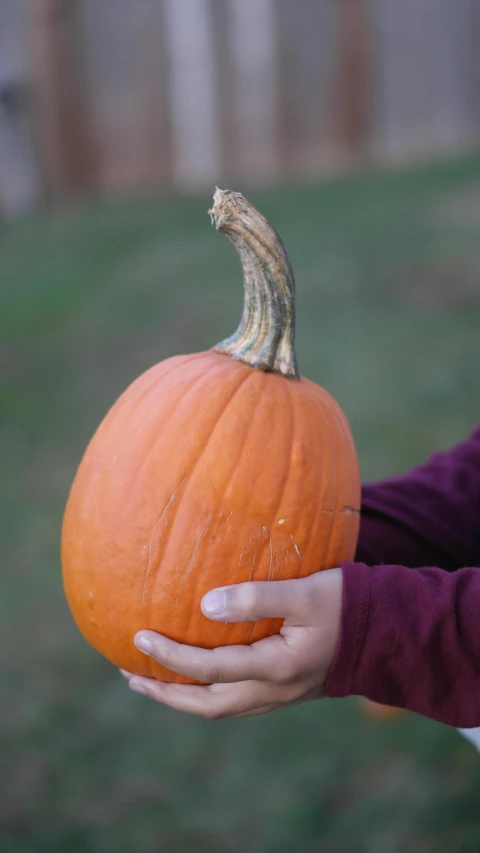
326, 424, 480, 726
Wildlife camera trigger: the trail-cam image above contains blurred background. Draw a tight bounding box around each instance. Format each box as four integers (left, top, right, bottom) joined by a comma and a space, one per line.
1, 1, 480, 851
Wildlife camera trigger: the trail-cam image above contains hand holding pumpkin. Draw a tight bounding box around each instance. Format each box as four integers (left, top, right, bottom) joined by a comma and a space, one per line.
121, 568, 343, 719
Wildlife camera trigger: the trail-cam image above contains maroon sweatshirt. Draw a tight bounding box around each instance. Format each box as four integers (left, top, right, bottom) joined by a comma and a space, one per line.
326, 425, 480, 728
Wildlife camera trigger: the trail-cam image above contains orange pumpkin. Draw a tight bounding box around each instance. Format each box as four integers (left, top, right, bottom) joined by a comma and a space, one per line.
61, 189, 360, 683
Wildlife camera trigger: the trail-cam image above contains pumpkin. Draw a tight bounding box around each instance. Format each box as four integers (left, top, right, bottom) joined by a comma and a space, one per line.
61, 189, 360, 683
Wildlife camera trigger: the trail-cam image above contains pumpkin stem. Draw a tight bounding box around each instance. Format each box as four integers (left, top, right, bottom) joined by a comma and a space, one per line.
209, 188, 299, 380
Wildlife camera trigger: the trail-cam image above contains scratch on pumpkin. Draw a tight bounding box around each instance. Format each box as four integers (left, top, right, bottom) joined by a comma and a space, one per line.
180, 515, 212, 583
268, 538, 274, 580
290, 534, 302, 560
142, 476, 187, 607
321, 507, 360, 515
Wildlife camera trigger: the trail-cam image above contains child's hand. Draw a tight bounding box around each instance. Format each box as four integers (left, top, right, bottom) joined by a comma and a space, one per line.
121, 568, 343, 718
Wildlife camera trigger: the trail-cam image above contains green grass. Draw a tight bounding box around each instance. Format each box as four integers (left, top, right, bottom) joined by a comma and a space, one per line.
2, 155, 480, 852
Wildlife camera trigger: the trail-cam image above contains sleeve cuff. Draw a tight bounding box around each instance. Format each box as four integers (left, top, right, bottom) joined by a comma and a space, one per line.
325, 562, 372, 698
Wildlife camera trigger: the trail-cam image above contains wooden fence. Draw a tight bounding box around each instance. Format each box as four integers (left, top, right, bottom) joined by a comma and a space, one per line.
1, 0, 479, 216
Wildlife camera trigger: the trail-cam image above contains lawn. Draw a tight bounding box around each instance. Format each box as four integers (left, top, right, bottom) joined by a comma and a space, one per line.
2, 155, 480, 853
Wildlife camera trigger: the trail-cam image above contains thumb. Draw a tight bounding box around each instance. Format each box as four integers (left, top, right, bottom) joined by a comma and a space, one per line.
201, 577, 315, 625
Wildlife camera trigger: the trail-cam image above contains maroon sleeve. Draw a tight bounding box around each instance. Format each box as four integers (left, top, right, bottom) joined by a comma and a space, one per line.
325, 424, 480, 727
354, 512, 456, 571
326, 562, 480, 727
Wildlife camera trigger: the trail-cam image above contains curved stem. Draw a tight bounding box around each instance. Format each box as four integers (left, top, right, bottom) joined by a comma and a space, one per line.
209, 188, 299, 380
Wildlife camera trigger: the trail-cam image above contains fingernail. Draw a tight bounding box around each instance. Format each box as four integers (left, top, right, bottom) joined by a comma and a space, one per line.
135, 634, 152, 655
129, 679, 147, 696
202, 589, 227, 617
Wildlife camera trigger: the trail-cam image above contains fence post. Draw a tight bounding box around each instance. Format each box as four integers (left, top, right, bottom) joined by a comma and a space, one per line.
334, 0, 371, 159
29, 0, 97, 203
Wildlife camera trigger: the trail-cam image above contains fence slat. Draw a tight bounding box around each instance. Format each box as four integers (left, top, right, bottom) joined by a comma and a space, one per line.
163, 0, 220, 189
334, 0, 371, 159
0, 0, 40, 217
225, 0, 279, 181
30, 0, 97, 201
276, 0, 338, 173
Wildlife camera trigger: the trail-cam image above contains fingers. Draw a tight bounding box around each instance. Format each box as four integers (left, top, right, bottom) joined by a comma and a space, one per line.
123, 572, 340, 698
201, 577, 316, 626
126, 677, 279, 719
133, 631, 281, 683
